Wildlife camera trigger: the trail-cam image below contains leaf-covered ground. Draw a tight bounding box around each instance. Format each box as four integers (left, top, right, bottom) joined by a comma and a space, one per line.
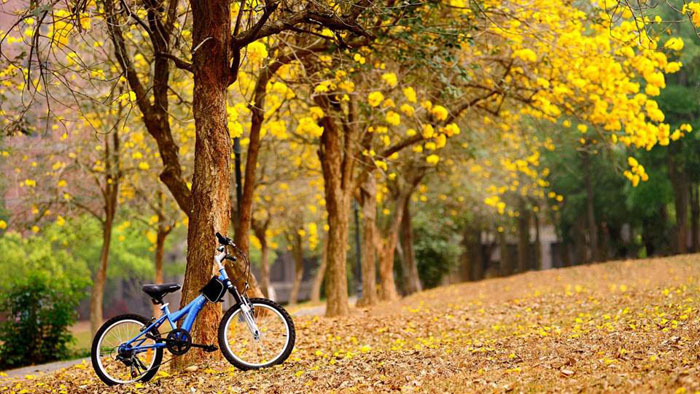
3, 254, 700, 393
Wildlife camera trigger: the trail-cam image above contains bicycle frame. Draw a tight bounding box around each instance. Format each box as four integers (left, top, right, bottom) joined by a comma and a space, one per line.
121, 250, 246, 353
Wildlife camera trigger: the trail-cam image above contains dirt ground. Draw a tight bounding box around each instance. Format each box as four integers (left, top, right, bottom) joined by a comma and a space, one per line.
2, 254, 700, 393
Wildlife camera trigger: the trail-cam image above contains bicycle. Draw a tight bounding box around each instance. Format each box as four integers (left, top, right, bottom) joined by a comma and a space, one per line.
90, 232, 296, 386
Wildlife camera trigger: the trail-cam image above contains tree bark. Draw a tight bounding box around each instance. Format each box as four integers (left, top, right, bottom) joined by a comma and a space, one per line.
498, 230, 513, 276
356, 177, 378, 307
399, 195, 421, 295
323, 180, 351, 316
463, 228, 483, 281
691, 185, 699, 253
533, 212, 542, 270
669, 150, 689, 254
582, 152, 599, 262
473, 232, 484, 280
89, 129, 120, 336
288, 230, 305, 305
176, 0, 232, 366
104, 0, 191, 214
516, 201, 530, 273
152, 197, 172, 317
375, 170, 423, 301
89, 211, 115, 335
317, 95, 357, 317
253, 220, 271, 298
310, 235, 328, 303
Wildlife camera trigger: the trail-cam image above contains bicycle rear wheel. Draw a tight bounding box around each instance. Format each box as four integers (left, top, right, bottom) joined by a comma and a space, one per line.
91, 314, 162, 386
218, 298, 295, 370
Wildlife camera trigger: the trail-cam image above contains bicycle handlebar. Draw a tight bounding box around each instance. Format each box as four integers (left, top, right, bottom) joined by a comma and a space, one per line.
215, 232, 231, 246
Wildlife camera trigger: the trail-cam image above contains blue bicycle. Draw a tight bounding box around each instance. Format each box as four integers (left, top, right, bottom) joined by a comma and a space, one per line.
90, 233, 296, 386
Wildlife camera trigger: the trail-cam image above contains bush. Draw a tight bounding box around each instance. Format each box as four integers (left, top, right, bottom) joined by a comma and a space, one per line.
0, 273, 86, 369
413, 210, 461, 289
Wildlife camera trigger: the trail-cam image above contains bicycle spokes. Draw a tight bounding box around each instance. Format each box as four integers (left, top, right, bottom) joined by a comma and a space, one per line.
222, 303, 290, 367
95, 320, 158, 384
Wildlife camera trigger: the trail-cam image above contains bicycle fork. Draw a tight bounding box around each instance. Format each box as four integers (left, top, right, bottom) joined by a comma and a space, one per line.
227, 283, 261, 341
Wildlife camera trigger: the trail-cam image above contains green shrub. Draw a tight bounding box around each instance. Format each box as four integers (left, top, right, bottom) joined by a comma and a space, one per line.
0, 273, 86, 369
413, 211, 461, 289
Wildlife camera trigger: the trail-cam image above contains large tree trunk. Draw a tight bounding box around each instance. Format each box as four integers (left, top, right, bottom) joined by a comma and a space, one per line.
310, 235, 328, 303
323, 189, 351, 316
399, 196, 421, 295
356, 177, 378, 307
516, 201, 530, 273
669, 150, 689, 254
582, 152, 599, 262
288, 231, 305, 306
177, 0, 232, 366
317, 95, 357, 317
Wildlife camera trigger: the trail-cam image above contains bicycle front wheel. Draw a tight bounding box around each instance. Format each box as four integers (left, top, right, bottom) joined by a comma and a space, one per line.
218, 298, 295, 370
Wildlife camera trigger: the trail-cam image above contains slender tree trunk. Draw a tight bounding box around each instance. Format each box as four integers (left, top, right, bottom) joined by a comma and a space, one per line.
582, 152, 599, 262
691, 185, 699, 253
288, 231, 304, 306
177, 0, 231, 366
152, 216, 172, 317
376, 172, 422, 301
533, 212, 542, 270
517, 201, 530, 273
253, 222, 271, 298
152, 230, 166, 318
234, 68, 269, 255
90, 213, 115, 335
459, 229, 472, 282
151, 192, 171, 317
377, 239, 399, 301
669, 151, 689, 254
472, 230, 484, 280
399, 196, 421, 294
600, 222, 611, 261
356, 177, 378, 307
89, 130, 120, 336
310, 235, 328, 303
498, 230, 513, 276
376, 196, 408, 302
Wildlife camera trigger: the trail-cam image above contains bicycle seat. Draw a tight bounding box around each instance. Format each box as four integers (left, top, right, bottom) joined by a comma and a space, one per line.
142, 283, 181, 304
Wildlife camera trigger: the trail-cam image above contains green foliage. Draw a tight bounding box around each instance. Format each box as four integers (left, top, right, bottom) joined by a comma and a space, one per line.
0, 272, 87, 369
0, 230, 91, 293
412, 209, 461, 289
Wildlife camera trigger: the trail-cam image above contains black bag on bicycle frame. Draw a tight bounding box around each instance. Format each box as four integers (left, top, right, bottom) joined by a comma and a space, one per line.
201, 276, 227, 302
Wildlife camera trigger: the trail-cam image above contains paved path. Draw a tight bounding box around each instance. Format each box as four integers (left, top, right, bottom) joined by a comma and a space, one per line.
0, 298, 355, 381
1, 358, 89, 380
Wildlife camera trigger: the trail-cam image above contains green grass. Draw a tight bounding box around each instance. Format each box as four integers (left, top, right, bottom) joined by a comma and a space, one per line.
68, 322, 91, 358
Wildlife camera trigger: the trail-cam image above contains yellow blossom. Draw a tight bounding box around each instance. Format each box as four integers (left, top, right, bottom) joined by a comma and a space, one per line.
368, 91, 384, 107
